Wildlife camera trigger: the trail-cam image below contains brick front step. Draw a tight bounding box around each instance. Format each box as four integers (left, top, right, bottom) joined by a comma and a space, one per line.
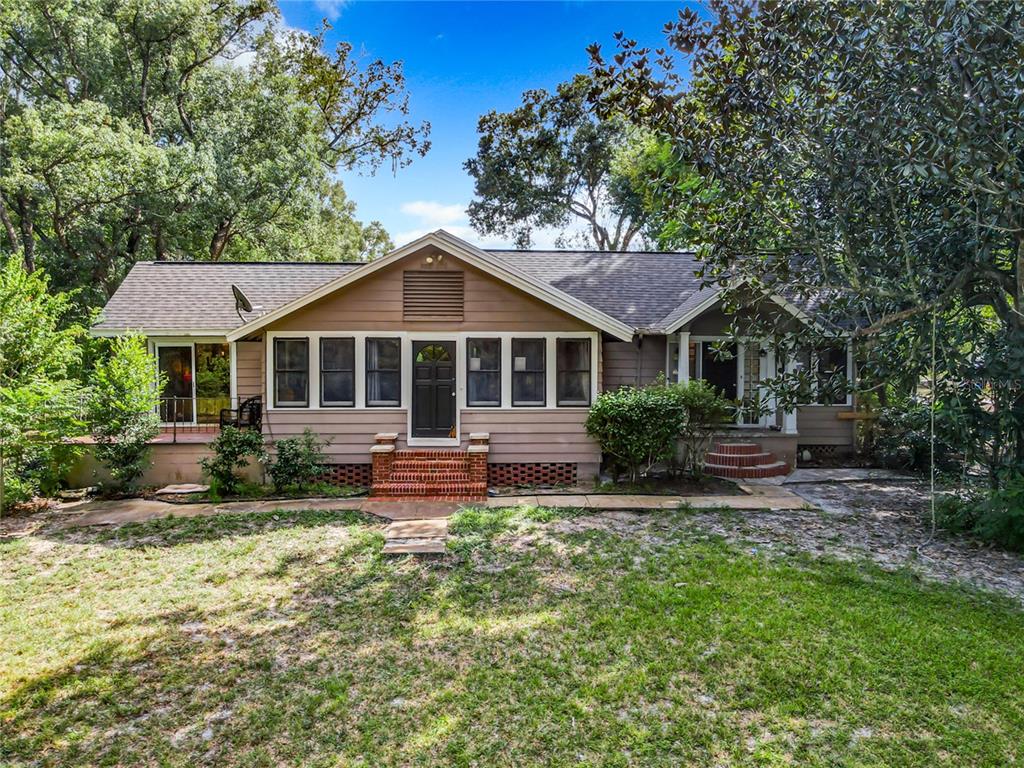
372, 481, 487, 498
391, 459, 468, 472
367, 495, 484, 503
703, 461, 790, 479
713, 442, 763, 455
393, 449, 466, 459
388, 471, 473, 483
704, 451, 775, 467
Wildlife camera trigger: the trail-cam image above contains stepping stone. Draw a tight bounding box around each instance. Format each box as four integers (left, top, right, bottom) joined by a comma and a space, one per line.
382, 537, 447, 555
154, 483, 209, 495
385, 519, 448, 539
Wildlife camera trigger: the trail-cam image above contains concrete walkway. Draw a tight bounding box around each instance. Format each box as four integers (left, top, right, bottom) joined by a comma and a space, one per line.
783, 468, 917, 484
61, 486, 811, 530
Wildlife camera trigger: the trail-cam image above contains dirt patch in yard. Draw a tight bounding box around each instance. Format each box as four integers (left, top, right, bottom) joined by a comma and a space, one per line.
489, 481, 1024, 604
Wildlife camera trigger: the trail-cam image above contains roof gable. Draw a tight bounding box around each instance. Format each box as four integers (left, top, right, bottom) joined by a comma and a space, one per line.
225, 231, 636, 341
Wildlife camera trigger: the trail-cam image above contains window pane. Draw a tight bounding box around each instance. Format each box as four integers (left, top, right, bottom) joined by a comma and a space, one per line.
512, 338, 544, 370
368, 338, 400, 370
276, 338, 308, 371
368, 371, 400, 406
514, 372, 545, 405
276, 371, 307, 405
322, 371, 354, 405
469, 371, 500, 406
557, 339, 591, 406
321, 338, 354, 371
468, 338, 500, 370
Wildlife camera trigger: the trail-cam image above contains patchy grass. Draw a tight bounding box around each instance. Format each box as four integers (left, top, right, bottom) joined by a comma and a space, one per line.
2, 505, 1023, 767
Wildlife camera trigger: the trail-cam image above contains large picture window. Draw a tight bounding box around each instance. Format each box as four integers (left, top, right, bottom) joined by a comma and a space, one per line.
512, 338, 546, 407
366, 337, 401, 407
320, 337, 355, 407
556, 338, 591, 406
467, 338, 501, 407
274, 338, 308, 407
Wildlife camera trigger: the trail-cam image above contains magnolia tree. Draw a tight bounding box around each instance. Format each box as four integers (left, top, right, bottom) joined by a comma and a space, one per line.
589, 0, 1024, 488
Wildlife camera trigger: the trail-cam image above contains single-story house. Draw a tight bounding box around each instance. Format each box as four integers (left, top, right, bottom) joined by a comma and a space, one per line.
79, 230, 856, 496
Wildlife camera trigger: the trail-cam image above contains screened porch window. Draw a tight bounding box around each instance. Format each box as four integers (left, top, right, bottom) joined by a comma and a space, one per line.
467, 338, 501, 407
274, 338, 309, 407
556, 338, 591, 406
512, 338, 545, 406
320, 337, 355, 407
366, 337, 401, 407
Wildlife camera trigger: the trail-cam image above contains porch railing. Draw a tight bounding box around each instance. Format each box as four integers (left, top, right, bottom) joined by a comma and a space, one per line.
158, 396, 234, 442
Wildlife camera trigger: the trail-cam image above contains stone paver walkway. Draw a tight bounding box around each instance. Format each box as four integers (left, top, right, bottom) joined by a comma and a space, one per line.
784, 467, 917, 484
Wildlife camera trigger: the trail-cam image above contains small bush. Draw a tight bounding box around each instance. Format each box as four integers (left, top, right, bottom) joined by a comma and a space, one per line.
200, 427, 266, 495
268, 429, 328, 491
935, 475, 1024, 552
87, 334, 162, 490
873, 399, 961, 474
672, 379, 735, 477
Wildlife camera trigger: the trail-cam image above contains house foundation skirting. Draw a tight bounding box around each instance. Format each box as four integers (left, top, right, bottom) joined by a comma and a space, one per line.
320, 464, 373, 488
487, 462, 578, 488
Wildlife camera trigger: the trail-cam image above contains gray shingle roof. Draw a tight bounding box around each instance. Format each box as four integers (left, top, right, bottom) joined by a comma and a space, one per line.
93, 261, 359, 333
488, 250, 703, 329
93, 250, 707, 334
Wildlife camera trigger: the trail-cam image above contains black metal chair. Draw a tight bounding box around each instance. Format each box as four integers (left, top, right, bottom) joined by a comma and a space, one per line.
219, 395, 263, 432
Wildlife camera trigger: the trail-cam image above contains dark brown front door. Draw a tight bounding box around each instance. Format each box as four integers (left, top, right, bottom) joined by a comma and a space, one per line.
412, 341, 456, 438
701, 341, 738, 400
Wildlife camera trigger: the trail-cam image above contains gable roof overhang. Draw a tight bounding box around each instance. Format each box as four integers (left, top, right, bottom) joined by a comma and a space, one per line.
226, 230, 637, 342
658, 281, 845, 336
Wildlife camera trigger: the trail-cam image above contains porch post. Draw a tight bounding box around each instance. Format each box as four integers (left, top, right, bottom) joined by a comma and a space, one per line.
765, 346, 778, 428
783, 354, 798, 434
736, 342, 746, 424
678, 331, 690, 383
229, 341, 238, 409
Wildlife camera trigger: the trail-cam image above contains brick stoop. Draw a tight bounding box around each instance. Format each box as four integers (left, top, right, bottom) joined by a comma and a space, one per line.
704, 441, 790, 479
369, 434, 489, 500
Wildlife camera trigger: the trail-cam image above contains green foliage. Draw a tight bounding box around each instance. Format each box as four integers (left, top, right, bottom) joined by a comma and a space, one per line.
200, 427, 266, 495
0, 0, 423, 313
673, 379, 736, 477
465, 74, 649, 250
585, 380, 732, 481
87, 334, 162, 489
873, 397, 962, 475
937, 475, 1024, 553
590, 0, 1024, 494
267, 428, 328, 492
0, 258, 84, 508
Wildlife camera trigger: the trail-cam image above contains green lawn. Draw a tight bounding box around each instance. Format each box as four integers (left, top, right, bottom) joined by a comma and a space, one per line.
2, 506, 1023, 767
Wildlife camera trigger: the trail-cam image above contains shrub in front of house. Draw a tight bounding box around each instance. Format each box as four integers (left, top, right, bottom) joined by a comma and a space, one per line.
87, 334, 162, 490
268, 429, 329, 492
200, 427, 267, 496
586, 379, 735, 482
585, 382, 686, 481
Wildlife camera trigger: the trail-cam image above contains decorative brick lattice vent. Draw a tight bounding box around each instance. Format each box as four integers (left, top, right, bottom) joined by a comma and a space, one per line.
321, 464, 373, 487
488, 463, 577, 487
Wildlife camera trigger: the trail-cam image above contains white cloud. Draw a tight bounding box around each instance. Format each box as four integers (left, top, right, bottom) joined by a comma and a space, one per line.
399, 200, 466, 227
314, 0, 348, 21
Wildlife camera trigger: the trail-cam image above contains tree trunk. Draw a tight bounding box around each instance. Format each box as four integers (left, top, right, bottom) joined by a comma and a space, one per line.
16, 196, 34, 273
209, 219, 232, 260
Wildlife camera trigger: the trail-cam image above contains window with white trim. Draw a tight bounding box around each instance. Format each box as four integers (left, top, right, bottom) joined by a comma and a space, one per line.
320, 337, 355, 407
556, 338, 591, 406
366, 337, 401, 407
815, 346, 849, 405
467, 338, 501, 407
274, 338, 309, 407
512, 338, 545, 406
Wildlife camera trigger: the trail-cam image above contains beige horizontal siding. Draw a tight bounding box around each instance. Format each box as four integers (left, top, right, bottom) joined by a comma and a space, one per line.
602, 337, 667, 390
796, 405, 855, 445
263, 409, 406, 463
270, 250, 591, 333
235, 339, 264, 401
461, 409, 599, 464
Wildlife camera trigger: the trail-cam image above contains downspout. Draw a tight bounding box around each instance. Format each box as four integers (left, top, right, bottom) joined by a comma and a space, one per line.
635, 332, 644, 386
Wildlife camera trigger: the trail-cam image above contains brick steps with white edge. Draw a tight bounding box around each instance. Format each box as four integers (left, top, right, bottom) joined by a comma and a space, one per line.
370, 448, 488, 501
704, 441, 790, 479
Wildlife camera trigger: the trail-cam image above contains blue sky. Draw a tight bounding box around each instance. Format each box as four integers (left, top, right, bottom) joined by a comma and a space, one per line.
278, 0, 688, 248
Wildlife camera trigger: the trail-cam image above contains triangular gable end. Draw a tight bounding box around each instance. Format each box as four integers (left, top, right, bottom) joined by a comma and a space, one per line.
226, 230, 635, 342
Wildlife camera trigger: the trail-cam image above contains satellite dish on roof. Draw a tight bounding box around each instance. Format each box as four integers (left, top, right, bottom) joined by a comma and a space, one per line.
232, 284, 253, 322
